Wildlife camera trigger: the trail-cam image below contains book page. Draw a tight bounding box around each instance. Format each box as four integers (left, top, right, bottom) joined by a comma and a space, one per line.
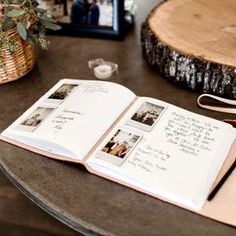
86, 97, 236, 210
1, 79, 136, 161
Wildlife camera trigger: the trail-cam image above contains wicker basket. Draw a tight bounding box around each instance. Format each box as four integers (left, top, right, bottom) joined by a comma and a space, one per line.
0, 27, 36, 84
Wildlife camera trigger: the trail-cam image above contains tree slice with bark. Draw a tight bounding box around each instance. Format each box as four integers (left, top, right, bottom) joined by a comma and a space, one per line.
141, 0, 236, 98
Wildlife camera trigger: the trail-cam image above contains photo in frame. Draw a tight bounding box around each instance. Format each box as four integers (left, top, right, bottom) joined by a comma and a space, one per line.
38, 0, 125, 39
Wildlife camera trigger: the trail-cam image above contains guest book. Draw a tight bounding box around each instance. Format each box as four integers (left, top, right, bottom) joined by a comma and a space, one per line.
1, 79, 236, 226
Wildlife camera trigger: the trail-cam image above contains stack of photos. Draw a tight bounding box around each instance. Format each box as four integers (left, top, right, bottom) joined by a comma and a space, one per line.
97, 101, 166, 166
15, 83, 78, 132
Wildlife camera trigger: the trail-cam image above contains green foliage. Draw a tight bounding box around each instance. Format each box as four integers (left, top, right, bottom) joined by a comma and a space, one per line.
17, 22, 27, 40
0, 0, 61, 60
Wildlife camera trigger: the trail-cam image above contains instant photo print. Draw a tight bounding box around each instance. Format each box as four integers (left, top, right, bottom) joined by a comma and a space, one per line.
15, 107, 54, 132
96, 129, 141, 166
126, 102, 166, 132
46, 84, 78, 105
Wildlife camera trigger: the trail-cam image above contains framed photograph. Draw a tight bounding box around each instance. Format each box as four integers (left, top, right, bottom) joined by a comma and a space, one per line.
126, 102, 166, 132
39, 0, 125, 39
15, 107, 54, 132
96, 129, 141, 166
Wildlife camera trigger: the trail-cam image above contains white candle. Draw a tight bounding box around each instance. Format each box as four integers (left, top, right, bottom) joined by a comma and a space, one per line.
93, 64, 113, 80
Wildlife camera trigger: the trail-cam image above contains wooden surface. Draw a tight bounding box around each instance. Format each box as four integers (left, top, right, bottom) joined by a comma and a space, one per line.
149, 0, 236, 67
0, 0, 236, 235
142, 0, 236, 98
0, 171, 80, 236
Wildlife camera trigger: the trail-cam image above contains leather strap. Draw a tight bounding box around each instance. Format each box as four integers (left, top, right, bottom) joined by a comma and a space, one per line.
197, 94, 236, 114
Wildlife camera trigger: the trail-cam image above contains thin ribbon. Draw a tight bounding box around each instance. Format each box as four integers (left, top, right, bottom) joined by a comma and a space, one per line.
197, 94, 236, 114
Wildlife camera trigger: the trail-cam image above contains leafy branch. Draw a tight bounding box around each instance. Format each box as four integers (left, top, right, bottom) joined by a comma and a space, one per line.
0, 0, 61, 53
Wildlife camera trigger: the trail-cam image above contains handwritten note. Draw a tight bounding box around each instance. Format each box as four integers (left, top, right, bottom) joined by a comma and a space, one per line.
81, 82, 108, 94
164, 112, 219, 156
126, 140, 171, 174
51, 108, 84, 135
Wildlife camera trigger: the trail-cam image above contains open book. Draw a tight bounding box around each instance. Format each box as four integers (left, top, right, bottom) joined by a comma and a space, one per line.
1, 79, 236, 225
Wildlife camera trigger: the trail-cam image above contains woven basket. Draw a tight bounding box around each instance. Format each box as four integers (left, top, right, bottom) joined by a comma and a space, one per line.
0, 27, 36, 84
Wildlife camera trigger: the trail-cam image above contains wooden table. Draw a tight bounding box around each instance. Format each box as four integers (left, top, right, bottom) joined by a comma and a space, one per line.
0, 1, 236, 235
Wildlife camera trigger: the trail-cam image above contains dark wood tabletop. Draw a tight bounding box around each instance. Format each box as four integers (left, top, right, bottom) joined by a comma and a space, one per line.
0, 1, 236, 235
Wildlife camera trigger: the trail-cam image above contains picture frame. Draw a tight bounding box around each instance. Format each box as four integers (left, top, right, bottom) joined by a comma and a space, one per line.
39, 0, 125, 39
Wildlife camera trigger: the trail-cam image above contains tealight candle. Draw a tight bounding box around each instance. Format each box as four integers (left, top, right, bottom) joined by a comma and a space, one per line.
93, 64, 113, 80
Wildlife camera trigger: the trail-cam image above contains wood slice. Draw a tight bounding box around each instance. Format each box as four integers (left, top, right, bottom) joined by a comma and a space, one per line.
141, 0, 236, 98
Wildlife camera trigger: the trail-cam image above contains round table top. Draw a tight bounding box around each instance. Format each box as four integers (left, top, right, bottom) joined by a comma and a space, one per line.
0, 1, 236, 235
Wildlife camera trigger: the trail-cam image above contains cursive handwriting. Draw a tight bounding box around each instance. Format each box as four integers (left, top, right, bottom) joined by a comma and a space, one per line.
52, 108, 84, 132
126, 145, 171, 174
81, 82, 108, 94
164, 112, 219, 157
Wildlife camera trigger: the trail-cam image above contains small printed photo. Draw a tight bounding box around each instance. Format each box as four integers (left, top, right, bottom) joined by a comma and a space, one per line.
16, 107, 54, 132
126, 102, 166, 131
96, 129, 141, 166
47, 84, 78, 104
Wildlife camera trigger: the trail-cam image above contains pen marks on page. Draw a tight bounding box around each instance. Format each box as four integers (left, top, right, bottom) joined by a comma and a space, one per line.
126, 140, 171, 174
51, 108, 85, 138
164, 112, 219, 157
81, 81, 109, 94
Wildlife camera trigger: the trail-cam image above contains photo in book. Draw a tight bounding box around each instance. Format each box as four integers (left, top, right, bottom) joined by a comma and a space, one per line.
38, 0, 125, 38
97, 129, 141, 166
46, 84, 78, 105
16, 107, 54, 132
126, 102, 166, 131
